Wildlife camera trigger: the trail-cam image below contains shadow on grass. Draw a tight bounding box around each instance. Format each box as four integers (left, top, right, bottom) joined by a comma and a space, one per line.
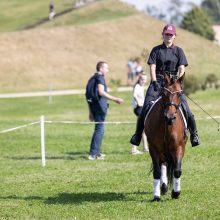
6, 150, 134, 161
45, 192, 128, 204
6, 151, 88, 161
0, 191, 172, 204
44, 191, 153, 204
0, 192, 128, 204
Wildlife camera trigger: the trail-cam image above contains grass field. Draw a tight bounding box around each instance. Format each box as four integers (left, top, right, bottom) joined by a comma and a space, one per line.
0, 89, 219, 219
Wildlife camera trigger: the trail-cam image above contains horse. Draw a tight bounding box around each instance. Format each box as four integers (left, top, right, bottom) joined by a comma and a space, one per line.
145, 72, 188, 201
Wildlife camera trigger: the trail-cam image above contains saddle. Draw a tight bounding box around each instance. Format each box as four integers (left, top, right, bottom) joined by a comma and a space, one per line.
144, 96, 188, 130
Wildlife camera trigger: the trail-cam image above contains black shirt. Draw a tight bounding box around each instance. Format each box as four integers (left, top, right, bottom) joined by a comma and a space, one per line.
96, 73, 108, 112
147, 43, 188, 74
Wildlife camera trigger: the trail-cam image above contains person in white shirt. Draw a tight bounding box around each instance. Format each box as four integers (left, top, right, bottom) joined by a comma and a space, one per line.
131, 73, 148, 154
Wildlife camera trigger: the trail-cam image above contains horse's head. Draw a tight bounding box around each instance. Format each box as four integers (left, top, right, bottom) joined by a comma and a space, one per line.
161, 72, 184, 125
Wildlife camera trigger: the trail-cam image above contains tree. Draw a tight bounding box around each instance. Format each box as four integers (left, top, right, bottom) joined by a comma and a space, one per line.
181, 6, 215, 40
201, 0, 220, 24
145, 0, 200, 25
168, 0, 184, 26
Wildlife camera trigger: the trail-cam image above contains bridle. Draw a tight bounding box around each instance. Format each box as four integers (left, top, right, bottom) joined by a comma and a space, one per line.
162, 87, 183, 125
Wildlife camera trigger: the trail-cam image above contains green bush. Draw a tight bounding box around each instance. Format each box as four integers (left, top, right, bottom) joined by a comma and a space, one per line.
184, 75, 200, 95
205, 73, 219, 89
109, 78, 121, 88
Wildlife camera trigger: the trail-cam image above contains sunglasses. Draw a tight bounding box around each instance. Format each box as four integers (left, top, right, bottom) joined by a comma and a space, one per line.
165, 33, 174, 37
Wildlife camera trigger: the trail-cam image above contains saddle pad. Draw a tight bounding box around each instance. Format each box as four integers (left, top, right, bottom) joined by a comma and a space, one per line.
144, 96, 187, 129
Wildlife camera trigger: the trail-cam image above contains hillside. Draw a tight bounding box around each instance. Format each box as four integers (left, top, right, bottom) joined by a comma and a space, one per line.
0, 0, 77, 32
0, 0, 220, 92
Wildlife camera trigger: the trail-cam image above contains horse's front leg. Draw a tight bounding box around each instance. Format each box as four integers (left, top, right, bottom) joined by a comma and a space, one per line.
172, 158, 182, 199
152, 161, 161, 201
161, 163, 168, 195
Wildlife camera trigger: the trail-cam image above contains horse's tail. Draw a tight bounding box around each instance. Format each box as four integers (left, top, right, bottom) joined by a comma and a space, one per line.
166, 153, 175, 186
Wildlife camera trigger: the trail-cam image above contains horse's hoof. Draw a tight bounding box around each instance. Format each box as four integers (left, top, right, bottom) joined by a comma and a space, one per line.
152, 196, 160, 202
171, 190, 181, 199
161, 183, 168, 195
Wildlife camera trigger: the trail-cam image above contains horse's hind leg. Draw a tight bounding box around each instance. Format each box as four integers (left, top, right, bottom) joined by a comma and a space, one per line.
152, 161, 161, 201
172, 159, 182, 199
161, 163, 168, 195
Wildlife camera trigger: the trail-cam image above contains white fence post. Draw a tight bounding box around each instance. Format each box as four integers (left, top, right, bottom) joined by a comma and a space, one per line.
40, 115, 46, 167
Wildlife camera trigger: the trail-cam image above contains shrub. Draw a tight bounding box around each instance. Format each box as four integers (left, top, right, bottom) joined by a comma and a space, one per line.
204, 73, 219, 89
184, 75, 200, 95
109, 78, 121, 88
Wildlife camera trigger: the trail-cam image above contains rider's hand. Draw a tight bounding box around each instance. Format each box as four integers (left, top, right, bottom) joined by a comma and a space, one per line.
152, 81, 161, 92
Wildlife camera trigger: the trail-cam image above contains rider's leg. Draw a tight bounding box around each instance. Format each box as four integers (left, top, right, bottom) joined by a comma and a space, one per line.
130, 83, 159, 146
188, 114, 200, 147
181, 95, 200, 147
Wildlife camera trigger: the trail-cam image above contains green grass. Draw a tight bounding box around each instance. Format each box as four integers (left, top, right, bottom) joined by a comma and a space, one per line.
42, 0, 137, 28
0, 89, 219, 219
0, 0, 136, 32
0, 0, 77, 32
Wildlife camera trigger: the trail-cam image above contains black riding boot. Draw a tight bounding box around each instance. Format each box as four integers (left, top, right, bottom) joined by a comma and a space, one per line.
188, 115, 200, 147
130, 105, 150, 146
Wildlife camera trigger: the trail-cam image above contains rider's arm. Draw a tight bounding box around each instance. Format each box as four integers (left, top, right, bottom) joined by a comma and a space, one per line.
178, 65, 185, 77
150, 64, 156, 81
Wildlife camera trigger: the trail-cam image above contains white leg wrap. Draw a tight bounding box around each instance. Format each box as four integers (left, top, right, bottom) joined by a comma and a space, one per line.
153, 179, 161, 197
173, 177, 181, 192
161, 164, 168, 185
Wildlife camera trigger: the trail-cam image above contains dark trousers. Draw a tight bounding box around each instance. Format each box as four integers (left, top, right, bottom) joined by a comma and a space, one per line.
134, 106, 143, 117
89, 104, 106, 156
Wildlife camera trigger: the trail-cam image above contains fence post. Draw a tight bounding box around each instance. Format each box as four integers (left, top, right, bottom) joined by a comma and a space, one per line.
40, 115, 46, 167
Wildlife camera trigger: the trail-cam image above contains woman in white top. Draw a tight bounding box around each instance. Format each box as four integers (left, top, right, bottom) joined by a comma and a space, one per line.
131, 73, 148, 154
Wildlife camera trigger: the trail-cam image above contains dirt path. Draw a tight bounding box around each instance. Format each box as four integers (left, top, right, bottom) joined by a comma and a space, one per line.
0, 87, 132, 99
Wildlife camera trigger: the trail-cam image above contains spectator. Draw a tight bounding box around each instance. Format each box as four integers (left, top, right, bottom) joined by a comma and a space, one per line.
127, 58, 137, 86
75, 0, 85, 7
49, 1, 56, 20
134, 57, 144, 82
87, 61, 124, 160
131, 73, 148, 154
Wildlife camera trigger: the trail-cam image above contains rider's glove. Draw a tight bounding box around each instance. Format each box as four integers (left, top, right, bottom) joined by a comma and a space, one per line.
152, 80, 161, 92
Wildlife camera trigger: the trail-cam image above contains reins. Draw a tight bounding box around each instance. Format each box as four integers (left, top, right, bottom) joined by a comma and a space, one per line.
186, 95, 220, 132
163, 87, 183, 95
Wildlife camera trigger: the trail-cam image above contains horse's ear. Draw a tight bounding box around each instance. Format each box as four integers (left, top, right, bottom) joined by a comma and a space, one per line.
164, 72, 171, 85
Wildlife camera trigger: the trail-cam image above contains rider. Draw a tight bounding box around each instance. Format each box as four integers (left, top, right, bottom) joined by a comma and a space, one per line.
130, 24, 200, 147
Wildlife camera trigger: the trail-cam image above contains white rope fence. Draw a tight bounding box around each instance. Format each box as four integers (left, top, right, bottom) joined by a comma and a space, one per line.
45, 120, 136, 124
0, 115, 219, 167
0, 116, 136, 167
0, 121, 40, 134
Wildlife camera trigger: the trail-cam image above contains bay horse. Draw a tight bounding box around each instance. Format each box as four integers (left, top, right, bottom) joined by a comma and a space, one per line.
145, 73, 188, 201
